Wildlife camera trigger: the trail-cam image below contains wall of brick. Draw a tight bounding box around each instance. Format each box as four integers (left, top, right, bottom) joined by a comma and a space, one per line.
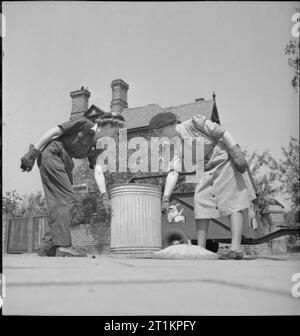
267, 205, 288, 255
218, 242, 272, 257
242, 243, 272, 256
71, 207, 288, 256
218, 205, 288, 257
71, 220, 111, 254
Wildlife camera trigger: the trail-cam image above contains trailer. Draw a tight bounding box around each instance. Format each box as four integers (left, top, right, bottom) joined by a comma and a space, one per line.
128, 173, 300, 252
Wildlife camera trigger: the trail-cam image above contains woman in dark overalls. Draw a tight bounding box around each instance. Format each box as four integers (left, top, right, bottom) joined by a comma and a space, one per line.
20, 113, 125, 257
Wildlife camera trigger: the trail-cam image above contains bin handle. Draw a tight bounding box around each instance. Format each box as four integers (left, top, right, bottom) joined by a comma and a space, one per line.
127, 171, 196, 184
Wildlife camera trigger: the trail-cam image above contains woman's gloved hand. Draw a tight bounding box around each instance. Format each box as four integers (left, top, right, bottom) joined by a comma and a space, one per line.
102, 192, 111, 213
161, 195, 170, 214
20, 144, 41, 172
229, 144, 248, 173
88, 155, 95, 170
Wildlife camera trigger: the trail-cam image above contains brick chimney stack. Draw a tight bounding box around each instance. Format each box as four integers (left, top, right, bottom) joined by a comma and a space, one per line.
110, 79, 129, 113
70, 86, 91, 120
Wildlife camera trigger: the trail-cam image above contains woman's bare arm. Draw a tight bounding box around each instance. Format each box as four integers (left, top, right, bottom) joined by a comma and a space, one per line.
163, 171, 179, 197
221, 130, 248, 173
34, 126, 63, 151
220, 130, 236, 149
94, 159, 107, 194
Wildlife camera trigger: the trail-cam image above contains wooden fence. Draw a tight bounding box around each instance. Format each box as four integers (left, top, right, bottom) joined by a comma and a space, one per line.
4, 216, 49, 254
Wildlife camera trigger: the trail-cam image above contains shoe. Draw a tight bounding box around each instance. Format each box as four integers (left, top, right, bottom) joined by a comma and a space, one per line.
38, 246, 57, 257
219, 250, 244, 260
55, 246, 87, 257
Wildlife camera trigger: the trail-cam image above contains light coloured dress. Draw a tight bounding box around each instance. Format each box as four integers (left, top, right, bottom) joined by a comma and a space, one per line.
169, 114, 255, 219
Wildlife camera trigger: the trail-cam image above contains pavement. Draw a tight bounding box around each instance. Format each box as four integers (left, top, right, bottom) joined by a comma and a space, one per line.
2, 253, 300, 316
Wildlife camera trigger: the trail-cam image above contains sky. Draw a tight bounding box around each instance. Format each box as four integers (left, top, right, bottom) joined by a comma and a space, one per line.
2, 1, 299, 208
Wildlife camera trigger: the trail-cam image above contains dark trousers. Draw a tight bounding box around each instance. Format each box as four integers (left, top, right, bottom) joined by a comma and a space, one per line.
37, 140, 76, 248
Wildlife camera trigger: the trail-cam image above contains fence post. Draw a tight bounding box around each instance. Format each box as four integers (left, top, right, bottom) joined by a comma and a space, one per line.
2, 214, 8, 254
28, 216, 34, 254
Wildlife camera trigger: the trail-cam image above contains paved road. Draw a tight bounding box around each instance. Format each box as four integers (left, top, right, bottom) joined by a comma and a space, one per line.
2, 254, 300, 315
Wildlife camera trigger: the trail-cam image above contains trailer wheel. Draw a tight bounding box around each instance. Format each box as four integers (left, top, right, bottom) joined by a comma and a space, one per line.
163, 230, 190, 248
206, 240, 219, 253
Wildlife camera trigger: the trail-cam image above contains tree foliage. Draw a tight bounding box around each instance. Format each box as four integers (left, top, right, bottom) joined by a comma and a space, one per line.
243, 148, 279, 216
2, 190, 24, 217
244, 137, 299, 221
285, 37, 299, 92
2, 190, 48, 217
19, 191, 49, 216
272, 137, 299, 209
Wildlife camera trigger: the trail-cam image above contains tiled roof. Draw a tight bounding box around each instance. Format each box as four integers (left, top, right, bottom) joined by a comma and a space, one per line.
122, 100, 217, 130
165, 100, 215, 123
121, 104, 165, 130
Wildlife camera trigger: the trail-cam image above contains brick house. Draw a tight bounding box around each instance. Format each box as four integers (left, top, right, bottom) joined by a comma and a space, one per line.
68, 79, 283, 255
